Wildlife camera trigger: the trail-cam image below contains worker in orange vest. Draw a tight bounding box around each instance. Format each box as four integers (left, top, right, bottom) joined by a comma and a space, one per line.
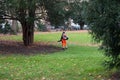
58, 31, 68, 50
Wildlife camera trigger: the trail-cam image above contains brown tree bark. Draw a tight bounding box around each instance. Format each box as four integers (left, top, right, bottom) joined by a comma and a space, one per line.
79, 21, 84, 30
21, 21, 34, 46
19, 0, 35, 46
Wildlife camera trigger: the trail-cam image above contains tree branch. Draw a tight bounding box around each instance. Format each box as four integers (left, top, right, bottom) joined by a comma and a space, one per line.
0, 14, 19, 20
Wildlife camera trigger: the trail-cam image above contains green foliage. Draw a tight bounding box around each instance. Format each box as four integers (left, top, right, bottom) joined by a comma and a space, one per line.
3, 22, 12, 34
0, 22, 13, 34
84, 0, 120, 70
0, 0, 5, 16
0, 16, 5, 33
66, 1, 88, 29
0, 0, 82, 46
43, 0, 70, 27
36, 23, 46, 31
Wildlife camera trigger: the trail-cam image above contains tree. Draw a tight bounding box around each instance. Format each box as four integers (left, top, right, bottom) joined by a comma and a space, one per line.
0, 0, 38, 46
84, 0, 120, 70
0, 0, 75, 46
68, 0, 88, 30
42, 0, 73, 28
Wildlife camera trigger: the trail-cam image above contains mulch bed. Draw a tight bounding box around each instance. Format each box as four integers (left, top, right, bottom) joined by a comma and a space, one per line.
0, 41, 62, 55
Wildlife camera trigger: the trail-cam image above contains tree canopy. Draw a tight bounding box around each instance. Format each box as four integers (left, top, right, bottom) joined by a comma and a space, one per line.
43, 0, 68, 26
68, 0, 88, 29
0, 0, 79, 46
84, 0, 120, 70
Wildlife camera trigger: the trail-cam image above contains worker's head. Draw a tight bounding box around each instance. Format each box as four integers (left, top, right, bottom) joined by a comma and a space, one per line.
62, 31, 66, 35
63, 31, 65, 33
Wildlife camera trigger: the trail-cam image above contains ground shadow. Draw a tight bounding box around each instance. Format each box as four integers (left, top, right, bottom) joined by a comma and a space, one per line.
0, 41, 62, 55
110, 72, 120, 80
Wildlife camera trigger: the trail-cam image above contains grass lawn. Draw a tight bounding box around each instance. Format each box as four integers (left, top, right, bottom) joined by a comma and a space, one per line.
0, 31, 111, 80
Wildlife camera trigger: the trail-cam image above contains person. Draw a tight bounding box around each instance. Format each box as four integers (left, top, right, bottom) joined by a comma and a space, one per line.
58, 31, 68, 50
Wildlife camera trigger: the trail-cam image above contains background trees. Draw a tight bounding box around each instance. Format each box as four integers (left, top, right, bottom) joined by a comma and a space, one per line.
0, 0, 38, 46
84, 0, 120, 70
0, 0, 76, 46
68, 0, 88, 30
42, 0, 69, 27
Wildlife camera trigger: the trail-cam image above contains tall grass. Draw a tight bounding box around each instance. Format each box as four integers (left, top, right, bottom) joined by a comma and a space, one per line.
0, 31, 110, 80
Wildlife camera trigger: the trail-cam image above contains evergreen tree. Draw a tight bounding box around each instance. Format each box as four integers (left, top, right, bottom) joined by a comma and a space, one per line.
42, 0, 73, 27
84, 0, 120, 70
0, 0, 74, 46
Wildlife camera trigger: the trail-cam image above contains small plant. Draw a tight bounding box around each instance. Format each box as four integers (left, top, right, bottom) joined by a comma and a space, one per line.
2, 22, 13, 34
37, 23, 46, 31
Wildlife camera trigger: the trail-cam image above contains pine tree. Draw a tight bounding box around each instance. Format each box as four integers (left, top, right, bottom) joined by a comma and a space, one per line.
84, 0, 120, 70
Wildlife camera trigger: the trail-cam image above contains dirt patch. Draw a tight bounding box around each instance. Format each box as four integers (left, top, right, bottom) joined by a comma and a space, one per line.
110, 72, 120, 80
0, 41, 62, 55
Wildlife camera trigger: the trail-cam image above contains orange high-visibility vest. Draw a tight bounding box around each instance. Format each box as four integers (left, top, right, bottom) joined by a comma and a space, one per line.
62, 34, 67, 47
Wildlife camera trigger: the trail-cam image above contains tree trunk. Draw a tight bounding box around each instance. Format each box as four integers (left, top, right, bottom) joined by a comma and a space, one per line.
19, 0, 35, 46
11, 20, 18, 35
79, 21, 84, 30
21, 21, 34, 46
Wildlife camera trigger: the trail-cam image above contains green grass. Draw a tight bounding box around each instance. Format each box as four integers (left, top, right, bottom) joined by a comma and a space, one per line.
34, 31, 92, 42
0, 31, 93, 44
0, 31, 110, 80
